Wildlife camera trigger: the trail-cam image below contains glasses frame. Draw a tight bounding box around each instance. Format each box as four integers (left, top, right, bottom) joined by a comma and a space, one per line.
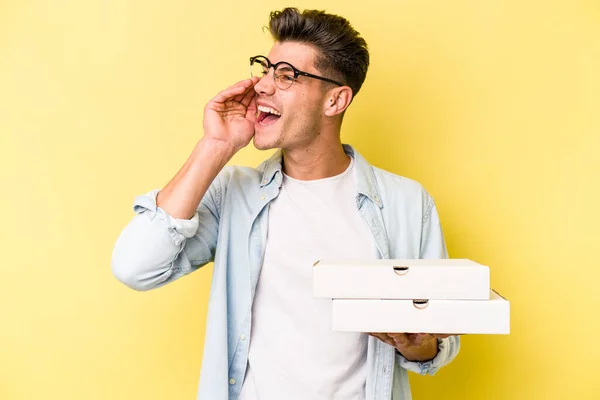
249, 55, 345, 89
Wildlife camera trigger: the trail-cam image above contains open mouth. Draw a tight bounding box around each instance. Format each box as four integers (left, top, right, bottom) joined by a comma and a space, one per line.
257, 105, 282, 126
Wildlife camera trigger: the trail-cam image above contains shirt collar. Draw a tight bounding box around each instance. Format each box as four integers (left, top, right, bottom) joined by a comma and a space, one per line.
259, 144, 383, 208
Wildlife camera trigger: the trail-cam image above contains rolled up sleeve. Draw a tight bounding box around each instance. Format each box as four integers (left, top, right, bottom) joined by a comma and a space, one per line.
396, 336, 461, 376
111, 178, 221, 291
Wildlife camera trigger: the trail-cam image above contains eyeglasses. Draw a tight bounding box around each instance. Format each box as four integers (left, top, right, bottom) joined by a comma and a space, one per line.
249, 55, 345, 90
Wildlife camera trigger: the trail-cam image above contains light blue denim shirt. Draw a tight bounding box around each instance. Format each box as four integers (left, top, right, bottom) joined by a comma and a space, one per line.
112, 144, 460, 400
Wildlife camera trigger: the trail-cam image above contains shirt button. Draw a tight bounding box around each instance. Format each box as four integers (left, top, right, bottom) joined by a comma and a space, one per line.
240, 334, 247, 341
229, 378, 236, 385
260, 195, 265, 200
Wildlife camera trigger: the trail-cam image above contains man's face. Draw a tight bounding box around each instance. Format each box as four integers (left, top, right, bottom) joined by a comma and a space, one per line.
253, 41, 330, 151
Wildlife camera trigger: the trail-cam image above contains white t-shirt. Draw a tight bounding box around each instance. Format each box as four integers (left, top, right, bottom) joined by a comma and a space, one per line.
238, 156, 377, 400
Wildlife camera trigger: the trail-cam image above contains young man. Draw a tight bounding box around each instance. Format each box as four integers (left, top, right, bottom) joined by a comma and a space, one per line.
112, 8, 460, 400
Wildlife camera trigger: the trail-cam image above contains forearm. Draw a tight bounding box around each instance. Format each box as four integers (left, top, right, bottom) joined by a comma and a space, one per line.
157, 138, 235, 219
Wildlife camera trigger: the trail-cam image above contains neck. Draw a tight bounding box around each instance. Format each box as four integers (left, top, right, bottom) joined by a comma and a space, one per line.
282, 139, 350, 180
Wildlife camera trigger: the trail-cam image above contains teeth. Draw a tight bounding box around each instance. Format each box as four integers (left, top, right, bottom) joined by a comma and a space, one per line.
257, 105, 281, 116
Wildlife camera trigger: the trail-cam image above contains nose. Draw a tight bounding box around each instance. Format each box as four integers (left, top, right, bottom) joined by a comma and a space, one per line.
254, 70, 276, 96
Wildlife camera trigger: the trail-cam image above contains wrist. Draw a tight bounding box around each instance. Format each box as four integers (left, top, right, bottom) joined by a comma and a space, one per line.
196, 137, 237, 163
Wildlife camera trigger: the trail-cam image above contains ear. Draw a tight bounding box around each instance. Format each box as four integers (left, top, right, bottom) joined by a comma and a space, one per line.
324, 86, 353, 117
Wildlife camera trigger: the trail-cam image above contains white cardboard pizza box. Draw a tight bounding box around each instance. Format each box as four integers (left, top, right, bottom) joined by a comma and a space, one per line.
313, 259, 490, 300
331, 290, 510, 334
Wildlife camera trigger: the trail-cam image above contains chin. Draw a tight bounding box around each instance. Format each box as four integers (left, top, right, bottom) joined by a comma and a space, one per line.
253, 140, 273, 151
253, 130, 282, 151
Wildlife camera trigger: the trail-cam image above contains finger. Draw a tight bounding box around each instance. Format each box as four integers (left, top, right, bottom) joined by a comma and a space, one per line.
388, 332, 406, 340
212, 79, 255, 103
369, 333, 396, 347
411, 333, 437, 346
232, 78, 258, 103
412, 333, 431, 340
239, 82, 258, 108
406, 333, 421, 344
368, 332, 386, 340
368, 332, 383, 343
389, 333, 408, 346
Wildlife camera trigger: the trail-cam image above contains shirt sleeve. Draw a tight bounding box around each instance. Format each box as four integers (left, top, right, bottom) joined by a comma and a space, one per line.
111, 176, 222, 291
395, 336, 461, 376
395, 196, 460, 374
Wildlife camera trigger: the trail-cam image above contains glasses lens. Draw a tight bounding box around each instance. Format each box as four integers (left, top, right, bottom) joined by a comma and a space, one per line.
251, 57, 269, 79
274, 64, 296, 90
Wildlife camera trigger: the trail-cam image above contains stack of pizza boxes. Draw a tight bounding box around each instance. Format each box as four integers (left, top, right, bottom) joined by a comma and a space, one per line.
313, 259, 510, 334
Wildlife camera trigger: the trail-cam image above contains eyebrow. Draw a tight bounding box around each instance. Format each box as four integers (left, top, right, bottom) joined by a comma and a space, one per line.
277, 65, 295, 73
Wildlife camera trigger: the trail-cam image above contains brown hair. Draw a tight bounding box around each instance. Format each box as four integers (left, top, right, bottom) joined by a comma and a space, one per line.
268, 8, 370, 96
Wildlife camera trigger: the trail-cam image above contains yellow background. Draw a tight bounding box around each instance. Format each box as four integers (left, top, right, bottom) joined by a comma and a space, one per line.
1, 0, 599, 399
